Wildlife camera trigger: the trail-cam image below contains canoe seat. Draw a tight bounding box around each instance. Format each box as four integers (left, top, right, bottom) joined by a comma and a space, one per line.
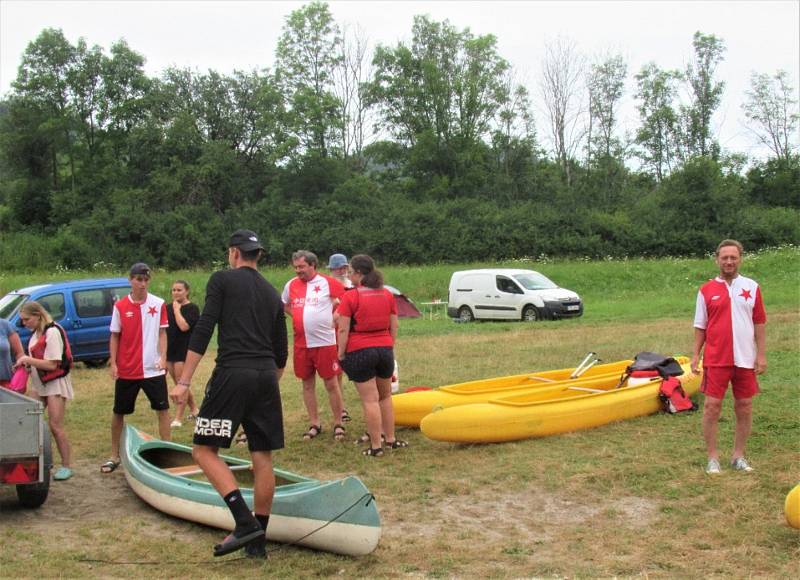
164, 463, 252, 477
164, 464, 203, 476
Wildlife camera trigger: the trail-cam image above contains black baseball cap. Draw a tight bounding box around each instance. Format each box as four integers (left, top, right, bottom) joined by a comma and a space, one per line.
129, 262, 151, 277
229, 229, 264, 252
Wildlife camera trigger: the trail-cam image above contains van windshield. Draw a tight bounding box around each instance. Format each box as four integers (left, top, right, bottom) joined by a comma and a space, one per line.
513, 272, 558, 291
0, 293, 28, 320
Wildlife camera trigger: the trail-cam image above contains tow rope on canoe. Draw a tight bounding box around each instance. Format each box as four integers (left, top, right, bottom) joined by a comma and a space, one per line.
77, 492, 376, 565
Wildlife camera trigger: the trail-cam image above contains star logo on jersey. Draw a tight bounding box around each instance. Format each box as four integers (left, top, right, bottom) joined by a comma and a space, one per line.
313, 285, 321, 294
147, 306, 158, 316
739, 288, 752, 301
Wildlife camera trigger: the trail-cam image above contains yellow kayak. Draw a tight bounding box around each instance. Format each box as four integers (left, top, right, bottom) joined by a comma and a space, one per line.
393, 358, 633, 427
420, 358, 701, 443
786, 484, 800, 529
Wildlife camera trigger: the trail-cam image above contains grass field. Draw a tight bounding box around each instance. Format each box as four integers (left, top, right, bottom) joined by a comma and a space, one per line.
1, 248, 798, 578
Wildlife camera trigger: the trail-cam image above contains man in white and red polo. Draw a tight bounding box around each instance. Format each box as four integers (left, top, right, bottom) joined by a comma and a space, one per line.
282, 250, 346, 441
102, 262, 170, 474
692, 239, 766, 475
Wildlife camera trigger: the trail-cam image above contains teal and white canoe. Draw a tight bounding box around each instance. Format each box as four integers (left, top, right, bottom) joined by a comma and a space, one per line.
121, 425, 381, 556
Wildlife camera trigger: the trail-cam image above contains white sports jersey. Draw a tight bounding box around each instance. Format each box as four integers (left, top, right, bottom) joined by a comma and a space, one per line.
693, 275, 766, 368
110, 293, 168, 379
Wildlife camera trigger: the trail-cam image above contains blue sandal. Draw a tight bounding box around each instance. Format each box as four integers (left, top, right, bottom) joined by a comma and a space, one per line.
54, 467, 73, 480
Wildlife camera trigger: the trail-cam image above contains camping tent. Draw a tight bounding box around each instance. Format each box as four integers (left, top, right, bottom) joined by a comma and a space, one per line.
384, 285, 422, 318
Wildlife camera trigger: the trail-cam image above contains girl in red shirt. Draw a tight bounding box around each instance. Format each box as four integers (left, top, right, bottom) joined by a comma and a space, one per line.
336, 255, 407, 457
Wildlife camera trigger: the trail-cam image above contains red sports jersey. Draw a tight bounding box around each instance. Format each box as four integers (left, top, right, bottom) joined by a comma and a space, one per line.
693, 275, 766, 368
337, 287, 397, 353
282, 274, 345, 348
110, 293, 168, 379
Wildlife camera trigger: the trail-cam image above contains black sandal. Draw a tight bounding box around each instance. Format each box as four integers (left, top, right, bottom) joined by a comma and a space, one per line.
302, 425, 322, 440
356, 432, 385, 445
362, 446, 384, 457
386, 439, 409, 449
333, 424, 346, 441
341, 408, 351, 423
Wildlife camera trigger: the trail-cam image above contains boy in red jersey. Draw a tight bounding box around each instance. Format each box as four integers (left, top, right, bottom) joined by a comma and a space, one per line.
101, 263, 170, 473
691, 240, 766, 475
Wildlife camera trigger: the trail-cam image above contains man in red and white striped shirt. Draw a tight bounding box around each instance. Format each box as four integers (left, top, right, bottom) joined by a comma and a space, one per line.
102, 263, 170, 474
692, 240, 767, 475
282, 250, 346, 441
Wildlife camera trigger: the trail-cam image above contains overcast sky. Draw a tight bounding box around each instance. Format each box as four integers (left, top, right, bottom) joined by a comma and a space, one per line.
1, 0, 798, 160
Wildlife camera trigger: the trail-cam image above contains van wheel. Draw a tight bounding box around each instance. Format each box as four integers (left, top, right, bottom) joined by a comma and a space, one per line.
522, 305, 540, 322
457, 306, 475, 322
84, 358, 109, 368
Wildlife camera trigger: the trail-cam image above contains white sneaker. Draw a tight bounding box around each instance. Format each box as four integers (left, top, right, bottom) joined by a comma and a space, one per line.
705, 458, 721, 474
731, 457, 754, 472
170, 420, 182, 428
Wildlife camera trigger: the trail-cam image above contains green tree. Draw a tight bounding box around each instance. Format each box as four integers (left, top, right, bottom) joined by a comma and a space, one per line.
742, 70, 798, 162
12, 28, 78, 192
275, 1, 343, 158
634, 63, 680, 181
679, 32, 726, 159
587, 53, 627, 164
745, 155, 800, 208
368, 15, 511, 195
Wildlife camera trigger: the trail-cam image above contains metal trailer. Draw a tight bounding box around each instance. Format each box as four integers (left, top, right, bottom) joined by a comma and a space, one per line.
0, 387, 51, 507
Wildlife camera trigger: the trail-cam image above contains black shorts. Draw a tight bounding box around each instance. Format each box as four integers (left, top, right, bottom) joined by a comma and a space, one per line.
193, 366, 284, 452
114, 375, 170, 415
166, 337, 190, 363
341, 347, 394, 383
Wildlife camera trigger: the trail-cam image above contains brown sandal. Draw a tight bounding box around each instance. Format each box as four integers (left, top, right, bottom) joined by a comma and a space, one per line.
333, 424, 346, 441
302, 425, 322, 440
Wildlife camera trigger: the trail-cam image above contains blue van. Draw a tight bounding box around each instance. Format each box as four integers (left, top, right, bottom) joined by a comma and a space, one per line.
0, 278, 131, 366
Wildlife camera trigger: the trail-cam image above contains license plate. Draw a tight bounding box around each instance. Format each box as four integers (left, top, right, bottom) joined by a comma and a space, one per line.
567, 305, 580, 311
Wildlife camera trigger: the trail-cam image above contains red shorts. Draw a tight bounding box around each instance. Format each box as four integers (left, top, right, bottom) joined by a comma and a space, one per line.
293, 345, 341, 380
701, 366, 760, 400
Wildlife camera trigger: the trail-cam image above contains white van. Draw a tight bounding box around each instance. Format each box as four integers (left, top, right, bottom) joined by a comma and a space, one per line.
447, 269, 583, 322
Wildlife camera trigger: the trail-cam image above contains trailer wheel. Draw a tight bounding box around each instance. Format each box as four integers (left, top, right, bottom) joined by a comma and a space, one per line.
16, 424, 52, 508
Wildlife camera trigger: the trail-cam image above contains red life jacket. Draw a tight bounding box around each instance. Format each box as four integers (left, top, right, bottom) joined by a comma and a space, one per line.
658, 376, 696, 413
30, 323, 73, 384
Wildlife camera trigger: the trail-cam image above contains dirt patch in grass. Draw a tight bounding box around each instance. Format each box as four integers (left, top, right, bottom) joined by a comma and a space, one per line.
0, 458, 171, 538
378, 484, 658, 564
2, 458, 657, 567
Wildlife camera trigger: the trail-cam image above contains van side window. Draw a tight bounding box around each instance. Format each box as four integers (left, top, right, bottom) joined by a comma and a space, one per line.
109, 286, 130, 307
37, 293, 66, 321
496, 276, 522, 294
74, 289, 109, 317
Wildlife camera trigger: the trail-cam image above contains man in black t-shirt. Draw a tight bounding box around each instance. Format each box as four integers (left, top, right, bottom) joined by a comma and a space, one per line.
171, 229, 288, 559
